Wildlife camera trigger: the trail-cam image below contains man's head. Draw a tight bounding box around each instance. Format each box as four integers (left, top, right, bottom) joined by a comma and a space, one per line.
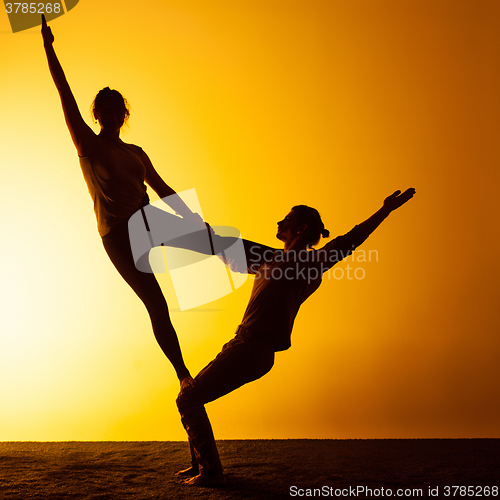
277, 205, 329, 249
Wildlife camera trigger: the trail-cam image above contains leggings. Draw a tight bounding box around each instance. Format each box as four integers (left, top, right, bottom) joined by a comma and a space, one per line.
101, 219, 190, 381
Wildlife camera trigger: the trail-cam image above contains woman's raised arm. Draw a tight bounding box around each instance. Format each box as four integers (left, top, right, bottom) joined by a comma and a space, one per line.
42, 15, 95, 156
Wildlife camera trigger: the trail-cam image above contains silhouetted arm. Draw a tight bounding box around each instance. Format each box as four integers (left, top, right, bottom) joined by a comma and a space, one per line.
314, 188, 416, 269
214, 237, 277, 274
41, 15, 96, 156
142, 151, 205, 227
243, 240, 278, 274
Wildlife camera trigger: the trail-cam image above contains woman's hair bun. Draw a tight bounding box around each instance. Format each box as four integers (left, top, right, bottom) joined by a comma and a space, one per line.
321, 229, 330, 239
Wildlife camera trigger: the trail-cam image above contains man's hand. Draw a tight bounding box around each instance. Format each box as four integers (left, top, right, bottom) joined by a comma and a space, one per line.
180, 375, 196, 395
383, 188, 416, 212
41, 14, 54, 47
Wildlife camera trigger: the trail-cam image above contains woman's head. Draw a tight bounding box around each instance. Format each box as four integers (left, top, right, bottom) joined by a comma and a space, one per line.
91, 87, 130, 132
289, 205, 330, 247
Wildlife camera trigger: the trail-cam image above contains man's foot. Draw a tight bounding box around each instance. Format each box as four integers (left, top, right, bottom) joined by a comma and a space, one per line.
175, 466, 199, 477
178, 473, 226, 487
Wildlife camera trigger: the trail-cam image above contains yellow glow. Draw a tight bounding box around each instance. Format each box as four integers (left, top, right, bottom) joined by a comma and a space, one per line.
1, 0, 499, 440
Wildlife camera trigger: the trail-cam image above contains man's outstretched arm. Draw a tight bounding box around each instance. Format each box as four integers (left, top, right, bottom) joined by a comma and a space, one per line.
316, 188, 416, 268
352, 187, 416, 245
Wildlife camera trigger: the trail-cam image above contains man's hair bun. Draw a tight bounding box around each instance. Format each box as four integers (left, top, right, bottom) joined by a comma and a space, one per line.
292, 205, 329, 247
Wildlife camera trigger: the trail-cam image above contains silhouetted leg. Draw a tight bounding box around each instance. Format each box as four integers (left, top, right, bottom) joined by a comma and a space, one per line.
176, 335, 274, 483
175, 443, 199, 476
102, 220, 190, 381
179, 402, 223, 478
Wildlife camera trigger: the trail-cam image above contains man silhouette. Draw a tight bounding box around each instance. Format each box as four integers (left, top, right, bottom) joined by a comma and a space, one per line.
176, 188, 416, 486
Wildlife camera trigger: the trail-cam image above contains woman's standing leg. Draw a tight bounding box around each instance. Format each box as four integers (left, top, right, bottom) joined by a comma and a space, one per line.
102, 220, 190, 382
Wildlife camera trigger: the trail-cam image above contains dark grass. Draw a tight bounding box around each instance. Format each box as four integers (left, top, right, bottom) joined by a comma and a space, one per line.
0, 440, 499, 499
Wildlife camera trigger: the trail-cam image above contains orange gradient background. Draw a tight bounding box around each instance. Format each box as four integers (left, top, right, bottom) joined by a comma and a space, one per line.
1, 0, 499, 441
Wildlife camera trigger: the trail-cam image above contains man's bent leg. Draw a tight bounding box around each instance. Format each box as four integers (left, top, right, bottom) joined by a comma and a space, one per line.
177, 397, 223, 476
176, 335, 274, 481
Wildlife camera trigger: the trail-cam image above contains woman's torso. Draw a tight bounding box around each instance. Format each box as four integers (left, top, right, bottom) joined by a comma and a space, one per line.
79, 135, 149, 236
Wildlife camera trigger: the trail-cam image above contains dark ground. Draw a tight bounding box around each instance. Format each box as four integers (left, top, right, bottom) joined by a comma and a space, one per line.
0, 440, 498, 499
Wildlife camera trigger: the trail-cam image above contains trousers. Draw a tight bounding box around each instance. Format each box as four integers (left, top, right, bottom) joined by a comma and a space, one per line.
176, 328, 275, 475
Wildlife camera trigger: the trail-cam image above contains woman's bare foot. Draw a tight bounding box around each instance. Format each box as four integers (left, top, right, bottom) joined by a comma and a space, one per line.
175, 466, 199, 477
179, 473, 226, 487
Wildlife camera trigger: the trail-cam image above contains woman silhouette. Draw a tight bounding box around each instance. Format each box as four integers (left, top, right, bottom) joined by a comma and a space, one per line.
41, 15, 194, 391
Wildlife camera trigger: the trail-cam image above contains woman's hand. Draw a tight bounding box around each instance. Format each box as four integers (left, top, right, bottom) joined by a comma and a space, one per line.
41, 14, 54, 47
180, 376, 196, 395
383, 188, 416, 212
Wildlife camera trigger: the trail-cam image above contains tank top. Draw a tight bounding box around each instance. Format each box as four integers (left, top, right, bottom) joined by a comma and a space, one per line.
79, 135, 149, 236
